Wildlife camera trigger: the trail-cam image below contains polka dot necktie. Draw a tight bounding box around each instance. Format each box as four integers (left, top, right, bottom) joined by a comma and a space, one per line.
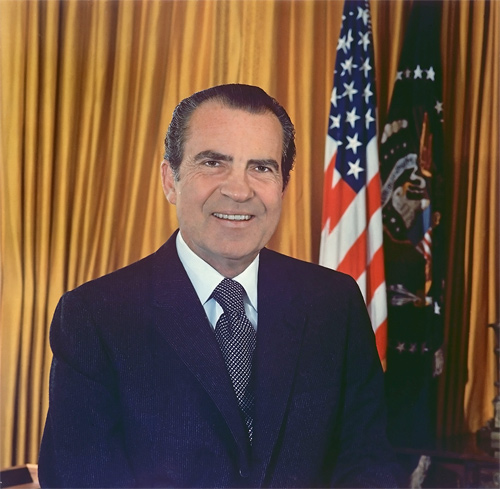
211, 278, 256, 443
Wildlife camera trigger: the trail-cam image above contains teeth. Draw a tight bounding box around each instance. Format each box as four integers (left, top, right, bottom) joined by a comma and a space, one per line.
213, 213, 252, 221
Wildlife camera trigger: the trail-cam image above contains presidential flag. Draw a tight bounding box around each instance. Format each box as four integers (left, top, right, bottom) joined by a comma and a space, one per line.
380, 0, 445, 453
320, 0, 387, 362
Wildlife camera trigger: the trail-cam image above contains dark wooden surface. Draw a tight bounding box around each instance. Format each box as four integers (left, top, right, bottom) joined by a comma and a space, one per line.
395, 434, 499, 488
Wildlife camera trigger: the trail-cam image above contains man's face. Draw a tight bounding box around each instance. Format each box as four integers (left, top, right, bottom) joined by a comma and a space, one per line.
161, 101, 285, 277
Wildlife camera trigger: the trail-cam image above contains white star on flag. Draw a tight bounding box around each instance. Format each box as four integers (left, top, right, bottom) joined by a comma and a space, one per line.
365, 109, 375, 129
337, 35, 347, 53
330, 114, 341, 129
363, 83, 373, 103
347, 159, 364, 179
346, 107, 360, 128
346, 133, 362, 154
343, 81, 358, 101
345, 29, 354, 50
341, 57, 357, 76
361, 58, 372, 77
357, 6, 369, 25
331, 86, 339, 107
359, 31, 370, 50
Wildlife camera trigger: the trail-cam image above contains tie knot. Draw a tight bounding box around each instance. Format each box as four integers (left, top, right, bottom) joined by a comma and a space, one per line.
212, 278, 246, 316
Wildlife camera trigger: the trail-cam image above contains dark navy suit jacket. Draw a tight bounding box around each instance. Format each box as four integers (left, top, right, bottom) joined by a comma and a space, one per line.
39, 231, 400, 488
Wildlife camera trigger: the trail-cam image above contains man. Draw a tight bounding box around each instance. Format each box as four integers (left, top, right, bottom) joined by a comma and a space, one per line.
39, 84, 400, 488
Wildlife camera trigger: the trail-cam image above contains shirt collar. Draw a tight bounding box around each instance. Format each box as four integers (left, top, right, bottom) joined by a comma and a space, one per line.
176, 231, 259, 312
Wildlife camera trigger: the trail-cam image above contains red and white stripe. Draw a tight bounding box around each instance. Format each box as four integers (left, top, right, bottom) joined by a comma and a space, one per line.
320, 137, 388, 362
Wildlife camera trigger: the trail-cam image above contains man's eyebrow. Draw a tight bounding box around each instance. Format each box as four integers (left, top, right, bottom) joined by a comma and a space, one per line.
193, 151, 280, 173
249, 159, 280, 172
193, 150, 233, 162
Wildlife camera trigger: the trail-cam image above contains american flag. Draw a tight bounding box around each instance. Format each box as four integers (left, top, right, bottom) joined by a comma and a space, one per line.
319, 0, 387, 362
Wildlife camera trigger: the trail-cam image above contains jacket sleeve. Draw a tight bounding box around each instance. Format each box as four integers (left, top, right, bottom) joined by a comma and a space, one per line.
38, 290, 136, 488
329, 277, 403, 488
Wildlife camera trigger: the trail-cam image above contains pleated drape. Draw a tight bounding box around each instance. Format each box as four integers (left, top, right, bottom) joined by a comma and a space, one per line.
438, 0, 499, 436
0, 0, 498, 468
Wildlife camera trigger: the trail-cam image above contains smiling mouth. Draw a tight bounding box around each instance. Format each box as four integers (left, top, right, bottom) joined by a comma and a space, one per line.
213, 212, 253, 221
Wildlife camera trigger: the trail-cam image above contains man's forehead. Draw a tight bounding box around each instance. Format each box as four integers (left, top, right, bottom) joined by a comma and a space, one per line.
188, 100, 281, 131
184, 101, 283, 155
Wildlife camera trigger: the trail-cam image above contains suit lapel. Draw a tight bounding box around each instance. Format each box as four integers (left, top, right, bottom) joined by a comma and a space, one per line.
148, 237, 307, 480
151, 234, 251, 461
251, 248, 307, 485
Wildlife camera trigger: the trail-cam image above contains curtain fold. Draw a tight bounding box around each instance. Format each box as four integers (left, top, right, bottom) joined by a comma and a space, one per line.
1, 0, 498, 467
437, 0, 499, 436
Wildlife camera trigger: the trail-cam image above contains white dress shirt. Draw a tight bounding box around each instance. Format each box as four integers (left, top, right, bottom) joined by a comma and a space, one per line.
176, 231, 258, 330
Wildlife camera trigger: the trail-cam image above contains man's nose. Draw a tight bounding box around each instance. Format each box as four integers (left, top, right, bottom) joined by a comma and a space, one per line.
220, 168, 254, 202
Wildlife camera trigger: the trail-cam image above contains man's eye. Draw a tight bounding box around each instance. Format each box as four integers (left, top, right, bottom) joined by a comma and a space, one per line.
204, 160, 220, 167
255, 165, 271, 173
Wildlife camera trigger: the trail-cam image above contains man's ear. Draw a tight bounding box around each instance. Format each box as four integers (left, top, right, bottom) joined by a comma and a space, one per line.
160, 160, 177, 205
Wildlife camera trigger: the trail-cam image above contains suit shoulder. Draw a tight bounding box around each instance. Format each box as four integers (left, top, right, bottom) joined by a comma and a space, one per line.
74, 251, 156, 294
62, 239, 176, 306
261, 247, 358, 289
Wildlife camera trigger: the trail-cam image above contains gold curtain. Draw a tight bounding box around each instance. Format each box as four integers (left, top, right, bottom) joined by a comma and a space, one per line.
438, 0, 500, 436
0, 0, 498, 468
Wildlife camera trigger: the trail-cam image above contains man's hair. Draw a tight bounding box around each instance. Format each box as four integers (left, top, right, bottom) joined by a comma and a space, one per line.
164, 84, 296, 189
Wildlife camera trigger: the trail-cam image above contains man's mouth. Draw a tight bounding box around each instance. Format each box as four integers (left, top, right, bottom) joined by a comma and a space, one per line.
213, 212, 253, 221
